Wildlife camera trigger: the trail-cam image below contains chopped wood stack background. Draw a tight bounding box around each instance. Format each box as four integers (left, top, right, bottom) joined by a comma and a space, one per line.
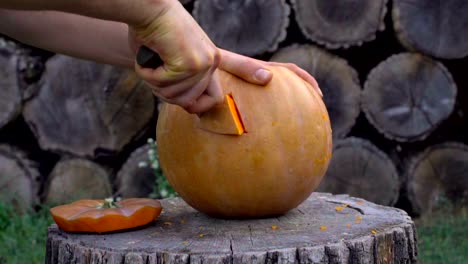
0, 0, 467, 217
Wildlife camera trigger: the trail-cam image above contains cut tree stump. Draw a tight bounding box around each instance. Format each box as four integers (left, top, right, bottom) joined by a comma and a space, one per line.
45, 158, 112, 204
0, 144, 40, 213
271, 44, 361, 139
317, 138, 400, 206
291, 0, 388, 49
23, 55, 155, 158
46, 193, 417, 264
393, 0, 468, 59
116, 144, 155, 198
406, 142, 468, 216
193, 0, 290, 56
0, 44, 22, 130
362, 53, 457, 142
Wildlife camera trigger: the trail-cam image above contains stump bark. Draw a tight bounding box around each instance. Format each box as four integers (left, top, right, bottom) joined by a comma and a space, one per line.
362, 53, 457, 142
406, 142, 468, 216
291, 0, 388, 49
0, 144, 40, 213
45, 158, 112, 204
393, 0, 468, 59
0, 45, 22, 130
116, 144, 156, 198
193, 0, 290, 56
46, 192, 417, 264
271, 44, 361, 139
317, 138, 399, 206
23, 55, 155, 158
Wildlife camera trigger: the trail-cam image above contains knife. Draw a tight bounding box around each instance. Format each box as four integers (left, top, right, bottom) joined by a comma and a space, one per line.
136, 46, 245, 135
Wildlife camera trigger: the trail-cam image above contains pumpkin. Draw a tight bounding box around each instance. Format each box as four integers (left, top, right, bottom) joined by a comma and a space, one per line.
50, 198, 162, 233
156, 66, 332, 218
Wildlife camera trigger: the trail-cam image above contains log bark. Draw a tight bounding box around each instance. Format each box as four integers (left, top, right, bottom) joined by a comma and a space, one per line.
192, 0, 290, 56
45, 158, 112, 204
0, 43, 22, 130
291, 0, 388, 49
393, 0, 468, 59
116, 145, 155, 198
406, 142, 468, 216
46, 192, 417, 264
318, 137, 399, 206
23, 55, 155, 158
362, 53, 457, 142
271, 44, 361, 139
0, 144, 40, 213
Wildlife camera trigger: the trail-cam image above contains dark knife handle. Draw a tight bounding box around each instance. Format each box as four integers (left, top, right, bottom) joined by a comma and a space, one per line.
136, 46, 163, 69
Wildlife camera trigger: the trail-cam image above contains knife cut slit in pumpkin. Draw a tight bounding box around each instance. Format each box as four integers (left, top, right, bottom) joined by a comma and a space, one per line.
198, 94, 245, 135
227, 93, 246, 134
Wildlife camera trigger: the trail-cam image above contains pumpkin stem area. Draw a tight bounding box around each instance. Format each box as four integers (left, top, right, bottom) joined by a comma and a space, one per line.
96, 197, 120, 209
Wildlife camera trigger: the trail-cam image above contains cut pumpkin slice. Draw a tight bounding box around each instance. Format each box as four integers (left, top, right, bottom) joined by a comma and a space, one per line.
198, 94, 245, 135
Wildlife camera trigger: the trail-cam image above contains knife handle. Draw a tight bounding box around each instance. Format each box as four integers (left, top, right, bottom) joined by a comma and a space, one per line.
136, 46, 163, 69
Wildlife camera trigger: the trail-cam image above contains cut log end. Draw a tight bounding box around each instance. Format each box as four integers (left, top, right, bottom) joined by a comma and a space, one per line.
406, 142, 468, 216
116, 145, 155, 198
393, 0, 468, 59
292, 0, 388, 48
45, 158, 112, 205
23, 55, 155, 158
0, 47, 22, 129
271, 44, 361, 139
0, 144, 40, 213
318, 137, 400, 206
46, 193, 417, 264
362, 53, 457, 142
193, 0, 290, 56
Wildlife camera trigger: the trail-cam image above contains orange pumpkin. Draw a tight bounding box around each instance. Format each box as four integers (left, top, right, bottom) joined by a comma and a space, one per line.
50, 198, 162, 233
156, 66, 332, 218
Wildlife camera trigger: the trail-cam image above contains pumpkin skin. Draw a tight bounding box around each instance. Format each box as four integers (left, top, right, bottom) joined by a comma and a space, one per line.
156, 66, 332, 218
50, 198, 162, 233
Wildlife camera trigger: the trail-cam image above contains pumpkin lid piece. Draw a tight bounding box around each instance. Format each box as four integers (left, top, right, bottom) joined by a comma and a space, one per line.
198, 94, 245, 135
50, 198, 162, 233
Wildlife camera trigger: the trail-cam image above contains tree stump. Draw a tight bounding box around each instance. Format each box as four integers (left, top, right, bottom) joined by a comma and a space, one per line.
393, 0, 468, 59
46, 193, 417, 264
0, 144, 40, 213
406, 142, 468, 216
271, 44, 361, 139
192, 0, 290, 56
23, 55, 155, 158
362, 53, 457, 142
45, 158, 112, 204
317, 138, 399, 207
116, 144, 155, 198
291, 0, 388, 49
0, 44, 22, 130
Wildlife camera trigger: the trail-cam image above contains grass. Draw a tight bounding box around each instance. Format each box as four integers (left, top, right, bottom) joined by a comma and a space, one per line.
415, 205, 467, 264
0, 203, 53, 264
0, 201, 466, 263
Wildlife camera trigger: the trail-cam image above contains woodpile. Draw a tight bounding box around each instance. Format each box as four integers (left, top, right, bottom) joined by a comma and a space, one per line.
1, 0, 467, 217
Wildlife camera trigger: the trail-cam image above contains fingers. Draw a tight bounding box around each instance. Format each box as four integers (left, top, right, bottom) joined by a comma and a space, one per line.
218, 49, 272, 85
267, 61, 323, 97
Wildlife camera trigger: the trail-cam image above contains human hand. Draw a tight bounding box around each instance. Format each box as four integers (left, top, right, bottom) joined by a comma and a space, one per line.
129, 0, 222, 114
218, 49, 323, 97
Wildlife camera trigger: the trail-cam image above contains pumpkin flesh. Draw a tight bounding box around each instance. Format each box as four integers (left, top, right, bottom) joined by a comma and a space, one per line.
157, 67, 332, 218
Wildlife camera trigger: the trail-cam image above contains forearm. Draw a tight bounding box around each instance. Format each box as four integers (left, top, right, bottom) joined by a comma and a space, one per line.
0, 0, 168, 26
0, 10, 134, 68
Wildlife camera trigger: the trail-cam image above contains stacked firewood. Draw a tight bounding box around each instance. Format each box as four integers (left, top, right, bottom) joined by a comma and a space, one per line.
0, 0, 467, 216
